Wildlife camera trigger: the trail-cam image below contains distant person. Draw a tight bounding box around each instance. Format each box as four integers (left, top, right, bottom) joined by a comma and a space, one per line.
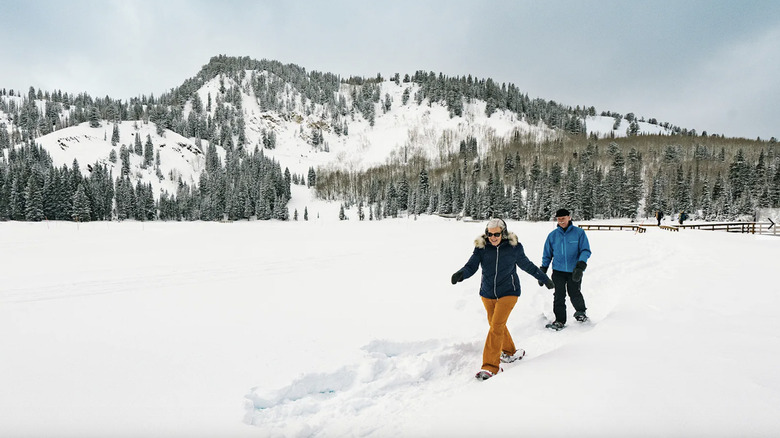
451, 218, 554, 380
678, 211, 688, 225
540, 209, 592, 331
655, 210, 664, 226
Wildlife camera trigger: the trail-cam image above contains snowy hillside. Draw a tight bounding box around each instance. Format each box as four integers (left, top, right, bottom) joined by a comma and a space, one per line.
1, 218, 778, 437
2, 63, 674, 207
33, 121, 224, 198
586, 114, 672, 137
183, 74, 555, 177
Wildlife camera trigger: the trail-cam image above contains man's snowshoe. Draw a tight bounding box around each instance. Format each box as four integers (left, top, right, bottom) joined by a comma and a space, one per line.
545, 321, 565, 331
574, 311, 589, 322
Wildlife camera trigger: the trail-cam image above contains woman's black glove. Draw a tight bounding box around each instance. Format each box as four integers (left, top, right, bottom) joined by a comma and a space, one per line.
572, 261, 587, 282
451, 270, 464, 284
538, 266, 550, 287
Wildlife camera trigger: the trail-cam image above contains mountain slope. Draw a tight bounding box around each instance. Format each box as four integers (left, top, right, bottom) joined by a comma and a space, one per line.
33, 121, 219, 198
2, 55, 674, 203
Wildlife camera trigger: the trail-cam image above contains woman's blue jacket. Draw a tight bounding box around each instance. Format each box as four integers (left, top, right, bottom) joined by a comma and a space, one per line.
460, 232, 550, 299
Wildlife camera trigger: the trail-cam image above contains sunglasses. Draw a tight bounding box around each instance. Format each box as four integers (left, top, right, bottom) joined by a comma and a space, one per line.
486, 232, 503, 238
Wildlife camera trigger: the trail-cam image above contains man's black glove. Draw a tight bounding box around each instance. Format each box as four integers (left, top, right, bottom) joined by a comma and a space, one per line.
543, 278, 554, 289
572, 261, 587, 282
451, 270, 464, 285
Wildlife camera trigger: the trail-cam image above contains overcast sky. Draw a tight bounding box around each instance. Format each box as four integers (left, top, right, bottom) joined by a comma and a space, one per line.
2, 0, 779, 140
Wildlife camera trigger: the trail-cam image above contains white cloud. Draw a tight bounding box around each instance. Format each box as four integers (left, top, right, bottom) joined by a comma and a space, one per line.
640, 24, 780, 139
1, 1, 779, 139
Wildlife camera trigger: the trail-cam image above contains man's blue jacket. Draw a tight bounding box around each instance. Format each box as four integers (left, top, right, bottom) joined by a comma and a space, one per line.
541, 222, 592, 273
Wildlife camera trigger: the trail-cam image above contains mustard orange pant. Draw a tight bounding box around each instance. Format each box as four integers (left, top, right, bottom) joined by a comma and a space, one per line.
481, 295, 518, 374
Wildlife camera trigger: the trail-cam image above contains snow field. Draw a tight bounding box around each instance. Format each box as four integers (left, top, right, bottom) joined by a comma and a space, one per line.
1, 218, 779, 437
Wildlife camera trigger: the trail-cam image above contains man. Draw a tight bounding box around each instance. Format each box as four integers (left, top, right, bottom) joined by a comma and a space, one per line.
540, 209, 592, 331
451, 218, 554, 380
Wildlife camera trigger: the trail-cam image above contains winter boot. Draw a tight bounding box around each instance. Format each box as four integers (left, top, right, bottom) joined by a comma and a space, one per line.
545, 321, 565, 331
500, 349, 526, 363
475, 368, 502, 380
574, 311, 589, 322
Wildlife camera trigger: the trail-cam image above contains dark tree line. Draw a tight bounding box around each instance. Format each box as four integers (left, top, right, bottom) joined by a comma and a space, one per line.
315, 135, 780, 222
158, 145, 291, 221
0, 144, 117, 221
0, 140, 291, 222
2, 55, 776, 223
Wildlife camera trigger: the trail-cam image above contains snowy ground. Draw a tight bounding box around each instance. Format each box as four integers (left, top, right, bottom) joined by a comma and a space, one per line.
1, 215, 779, 438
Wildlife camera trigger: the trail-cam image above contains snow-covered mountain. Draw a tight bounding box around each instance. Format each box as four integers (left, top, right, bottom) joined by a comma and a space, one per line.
1, 58, 674, 205
187, 74, 552, 176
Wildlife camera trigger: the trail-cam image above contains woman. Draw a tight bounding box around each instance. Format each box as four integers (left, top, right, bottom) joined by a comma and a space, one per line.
451, 218, 554, 380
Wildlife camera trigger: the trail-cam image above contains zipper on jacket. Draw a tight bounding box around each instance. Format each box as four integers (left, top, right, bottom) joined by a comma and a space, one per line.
563, 236, 568, 271
493, 246, 500, 299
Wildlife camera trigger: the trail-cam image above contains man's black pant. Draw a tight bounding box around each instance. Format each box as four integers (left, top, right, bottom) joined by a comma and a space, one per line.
552, 270, 587, 324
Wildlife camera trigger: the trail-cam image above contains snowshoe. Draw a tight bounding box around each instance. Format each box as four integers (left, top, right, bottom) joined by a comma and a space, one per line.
475, 368, 502, 380
545, 321, 565, 331
500, 349, 526, 363
574, 311, 589, 322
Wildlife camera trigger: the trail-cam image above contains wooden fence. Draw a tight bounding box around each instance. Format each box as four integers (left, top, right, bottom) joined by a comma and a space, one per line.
675, 222, 778, 235
579, 222, 778, 236
579, 224, 647, 233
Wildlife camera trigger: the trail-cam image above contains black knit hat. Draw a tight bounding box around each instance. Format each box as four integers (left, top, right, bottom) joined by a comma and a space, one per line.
555, 208, 571, 217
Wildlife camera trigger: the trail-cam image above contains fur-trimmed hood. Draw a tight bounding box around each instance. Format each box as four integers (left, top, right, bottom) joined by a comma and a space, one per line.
474, 231, 519, 249
459, 230, 550, 299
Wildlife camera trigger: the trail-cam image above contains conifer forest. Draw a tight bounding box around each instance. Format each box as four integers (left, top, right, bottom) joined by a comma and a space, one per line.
1, 56, 778, 222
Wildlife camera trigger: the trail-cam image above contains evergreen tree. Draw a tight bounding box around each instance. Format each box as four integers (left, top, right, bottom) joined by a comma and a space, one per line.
307, 167, 317, 187
134, 133, 143, 155
144, 135, 154, 167
416, 168, 429, 214
700, 176, 712, 219
606, 147, 626, 217
626, 148, 643, 218
71, 183, 91, 221
24, 173, 44, 221
120, 145, 130, 177
647, 174, 664, 217
89, 106, 101, 128
0, 172, 9, 221
10, 176, 24, 220
398, 177, 409, 211
111, 123, 120, 146
771, 165, 780, 206
386, 183, 400, 217
728, 149, 750, 201
561, 162, 578, 215
579, 163, 596, 220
